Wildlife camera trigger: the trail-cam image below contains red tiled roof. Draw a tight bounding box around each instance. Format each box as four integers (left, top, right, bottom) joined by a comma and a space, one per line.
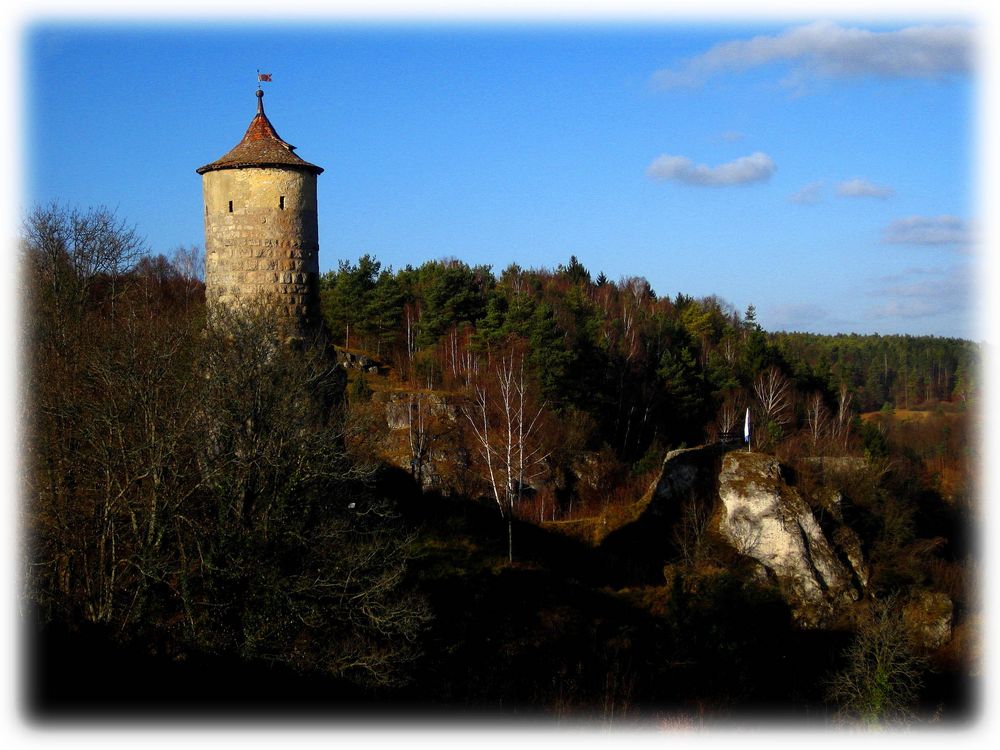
196, 90, 323, 175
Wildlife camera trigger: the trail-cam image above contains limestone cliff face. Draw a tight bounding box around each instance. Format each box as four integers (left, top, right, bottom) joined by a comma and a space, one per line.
902, 590, 954, 650
377, 390, 466, 491
717, 452, 856, 627
555, 445, 869, 616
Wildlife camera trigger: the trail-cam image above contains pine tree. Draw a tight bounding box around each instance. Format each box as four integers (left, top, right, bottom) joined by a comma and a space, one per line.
320, 254, 381, 349
368, 269, 404, 356
557, 255, 591, 286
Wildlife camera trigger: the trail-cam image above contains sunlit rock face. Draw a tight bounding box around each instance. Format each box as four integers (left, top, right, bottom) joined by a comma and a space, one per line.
832, 526, 870, 592
717, 452, 856, 627
903, 590, 953, 650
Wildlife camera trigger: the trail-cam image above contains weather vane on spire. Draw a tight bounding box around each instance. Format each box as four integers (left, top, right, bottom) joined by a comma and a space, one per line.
257, 69, 272, 90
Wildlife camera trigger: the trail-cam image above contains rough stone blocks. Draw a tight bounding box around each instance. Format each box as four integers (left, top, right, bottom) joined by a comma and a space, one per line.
202, 166, 321, 335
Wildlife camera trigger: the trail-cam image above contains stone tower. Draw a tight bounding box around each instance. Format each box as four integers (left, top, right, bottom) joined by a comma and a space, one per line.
197, 88, 324, 338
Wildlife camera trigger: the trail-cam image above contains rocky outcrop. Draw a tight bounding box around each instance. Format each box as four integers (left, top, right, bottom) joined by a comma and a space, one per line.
336, 348, 381, 374
819, 489, 844, 523
717, 452, 856, 627
384, 391, 458, 432
643, 446, 717, 516
380, 391, 464, 491
902, 590, 953, 650
589, 446, 871, 618
832, 526, 870, 592
800, 456, 869, 474
596, 445, 724, 583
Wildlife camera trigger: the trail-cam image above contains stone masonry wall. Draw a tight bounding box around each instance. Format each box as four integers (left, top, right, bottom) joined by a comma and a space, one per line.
202, 166, 321, 335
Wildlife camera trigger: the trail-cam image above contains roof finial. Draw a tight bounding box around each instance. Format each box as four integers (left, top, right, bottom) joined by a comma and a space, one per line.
256, 70, 272, 113
196, 77, 323, 175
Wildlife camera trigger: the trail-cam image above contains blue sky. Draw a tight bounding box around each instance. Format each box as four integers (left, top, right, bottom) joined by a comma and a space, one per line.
22, 16, 979, 338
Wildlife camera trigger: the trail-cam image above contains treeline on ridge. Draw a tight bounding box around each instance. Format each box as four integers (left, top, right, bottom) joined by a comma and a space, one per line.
320, 253, 979, 464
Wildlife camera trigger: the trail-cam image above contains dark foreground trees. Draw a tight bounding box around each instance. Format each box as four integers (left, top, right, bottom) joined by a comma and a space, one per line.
22, 205, 429, 689
826, 596, 927, 723
193, 305, 431, 683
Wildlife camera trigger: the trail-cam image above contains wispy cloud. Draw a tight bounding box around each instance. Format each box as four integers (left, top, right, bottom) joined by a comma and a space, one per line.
868, 265, 970, 320
652, 21, 972, 90
837, 178, 895, 199
719, 130, 745, 142
767, 303, 830, 329
789, 181, 824, 204
646, 151, 775, 186
882, 215, 972, 246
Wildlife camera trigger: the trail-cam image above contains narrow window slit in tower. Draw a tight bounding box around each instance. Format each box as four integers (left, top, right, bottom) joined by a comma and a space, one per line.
228, 200, 233, 213
279, 196, 285, 210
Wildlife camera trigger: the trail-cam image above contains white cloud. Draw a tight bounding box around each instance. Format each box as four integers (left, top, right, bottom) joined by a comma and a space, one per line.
646, 151, 775, 186
882, 215, 972, 246
789, 181, 824, 204
837, 178, 895, 199
652, 21, 972, 90
720, 130, 745, 142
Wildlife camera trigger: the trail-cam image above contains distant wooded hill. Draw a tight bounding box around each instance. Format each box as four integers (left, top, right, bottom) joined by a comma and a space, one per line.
769, 332, 978, 414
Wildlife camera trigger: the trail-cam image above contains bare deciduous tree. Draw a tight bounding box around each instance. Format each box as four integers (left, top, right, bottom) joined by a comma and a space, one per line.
673, 500, 713, 568
460, 339, 551, 562
805, 391, 832, 450
753, 366, 794, 442
22, 229, 215, 629
23, 206, 430, 688
716, 389, 747, 440
827, 595, 927, 724
22, 204, 145, 333
833, 382, 854, 451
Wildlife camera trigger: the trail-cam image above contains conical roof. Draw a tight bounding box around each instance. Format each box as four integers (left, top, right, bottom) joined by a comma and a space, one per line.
196, 89, 323, 175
